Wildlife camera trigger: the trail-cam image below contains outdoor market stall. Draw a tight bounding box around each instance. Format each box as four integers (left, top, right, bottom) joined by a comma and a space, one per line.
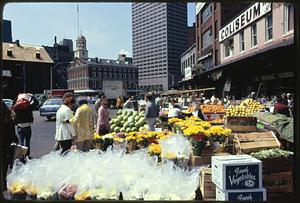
7, 98, 294, 201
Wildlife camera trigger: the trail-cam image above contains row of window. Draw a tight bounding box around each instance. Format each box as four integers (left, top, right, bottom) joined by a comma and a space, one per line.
224, 4, 294, 58
181, 53, 196, 73
69, 80, 138, 89
140, 84, 164, 91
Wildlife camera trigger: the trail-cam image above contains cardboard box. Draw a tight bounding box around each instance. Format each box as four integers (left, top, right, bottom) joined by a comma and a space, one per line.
216, 187, 266, 201
212, 155, 262, 190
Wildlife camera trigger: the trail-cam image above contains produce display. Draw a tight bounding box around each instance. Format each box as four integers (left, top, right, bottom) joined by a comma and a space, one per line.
7, 148, 200, 200
200, 105, 226, 113
250, 149, 294, 159
109, 109, 147, 133
226, 99, 265, 117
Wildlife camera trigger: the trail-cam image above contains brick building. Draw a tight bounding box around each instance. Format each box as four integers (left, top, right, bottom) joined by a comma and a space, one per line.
67, 35, 138, 96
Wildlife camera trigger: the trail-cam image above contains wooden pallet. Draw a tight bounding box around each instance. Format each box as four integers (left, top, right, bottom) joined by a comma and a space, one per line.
263, 171, 293, 200
200, 168, 216, 200
233, 131, 281, 154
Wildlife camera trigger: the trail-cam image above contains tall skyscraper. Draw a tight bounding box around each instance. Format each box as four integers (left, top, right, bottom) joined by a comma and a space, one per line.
3, 19, 12, 42
132, 3, 187, 91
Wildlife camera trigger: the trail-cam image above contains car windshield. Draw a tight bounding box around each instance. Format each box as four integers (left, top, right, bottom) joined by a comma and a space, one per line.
44, 99, 62, 105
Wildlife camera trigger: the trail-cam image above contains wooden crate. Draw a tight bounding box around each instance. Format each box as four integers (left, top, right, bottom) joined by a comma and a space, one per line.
200, 168, 216, 201
263, 171, 293, 200
225, 117, 257, 132
190, 149, 231, 167
261, 157, 293, 175
233, 131, 281, 154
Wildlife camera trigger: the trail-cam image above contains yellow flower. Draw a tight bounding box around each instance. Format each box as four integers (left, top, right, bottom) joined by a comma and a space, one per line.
113, 137, 125, 142
93, 133, 102, 140
148, 143, 161, 154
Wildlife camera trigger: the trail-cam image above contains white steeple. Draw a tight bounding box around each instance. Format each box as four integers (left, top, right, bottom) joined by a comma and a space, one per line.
75, 33, 88, 59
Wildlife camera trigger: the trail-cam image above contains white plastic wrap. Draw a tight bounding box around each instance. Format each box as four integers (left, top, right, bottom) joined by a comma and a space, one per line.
6, 144, 199, 200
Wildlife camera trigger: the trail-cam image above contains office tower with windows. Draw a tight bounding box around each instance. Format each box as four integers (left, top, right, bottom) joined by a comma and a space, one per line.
132, 3, 187, 91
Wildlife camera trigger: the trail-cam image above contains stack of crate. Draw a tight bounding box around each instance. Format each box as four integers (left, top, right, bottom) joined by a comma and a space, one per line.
212, 155, 267, 201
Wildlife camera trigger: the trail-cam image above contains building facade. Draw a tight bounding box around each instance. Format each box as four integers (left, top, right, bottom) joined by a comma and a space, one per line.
67, 58, 138, 96
43, 37, 74, 89
67, 35, 138, 96
195, 2, 251, 72
180, 43, 196, 84
132, 3, 187, 91
216, 3, 295, 97
187, 23, 196, 48
3, 19, 12, 43
2, 41, 53, 99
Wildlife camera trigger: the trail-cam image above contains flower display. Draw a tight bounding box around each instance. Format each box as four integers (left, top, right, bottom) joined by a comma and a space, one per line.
148, 143, 161, 155
204, 126, 232, 143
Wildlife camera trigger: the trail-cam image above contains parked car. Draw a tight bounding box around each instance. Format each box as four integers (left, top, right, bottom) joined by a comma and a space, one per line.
39, 98, 63, 120
3, 99, 13, 109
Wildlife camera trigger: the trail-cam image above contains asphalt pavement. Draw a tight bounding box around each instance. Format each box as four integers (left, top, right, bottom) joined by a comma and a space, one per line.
30, 105, 117, 158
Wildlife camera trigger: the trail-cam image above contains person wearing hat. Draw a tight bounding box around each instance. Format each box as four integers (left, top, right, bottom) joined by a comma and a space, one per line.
55, 92, 76, 154
67, 98, 94, 152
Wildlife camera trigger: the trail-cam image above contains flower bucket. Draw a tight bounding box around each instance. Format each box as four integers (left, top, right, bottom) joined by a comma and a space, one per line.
190, 139, 207, 156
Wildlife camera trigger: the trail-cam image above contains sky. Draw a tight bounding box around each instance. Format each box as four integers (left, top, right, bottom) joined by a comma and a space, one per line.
3, 3, 196, 59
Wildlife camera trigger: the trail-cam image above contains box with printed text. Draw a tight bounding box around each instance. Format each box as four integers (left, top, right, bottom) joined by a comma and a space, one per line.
212, 155, 262, 190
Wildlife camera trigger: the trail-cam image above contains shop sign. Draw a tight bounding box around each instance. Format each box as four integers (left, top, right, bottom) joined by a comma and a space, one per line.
185, 66, 192, 80
219, 3, 272, 42
262, 74, 274, 80
196, 2, 206, 15
279, 71, 293, 78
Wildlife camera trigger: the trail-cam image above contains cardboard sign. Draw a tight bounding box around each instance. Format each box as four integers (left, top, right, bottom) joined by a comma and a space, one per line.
216, 187, 266, 201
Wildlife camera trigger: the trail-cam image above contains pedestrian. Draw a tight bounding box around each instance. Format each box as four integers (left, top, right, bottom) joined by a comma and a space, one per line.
274, 96, 290, 117
55, 92, 76, 154
12, 92, 38, 158
116, 96, 124, 109
96, 98, 111, 135
144, 94, 159, 131
168, 103, 181, 119
68, 98, 94, 152
123, 96, 136, 110
287, 93, 294, 117
2, 101, 19, 190
192, 102, 205, 120
95, 93, 105, 113
248, 92, 256, 100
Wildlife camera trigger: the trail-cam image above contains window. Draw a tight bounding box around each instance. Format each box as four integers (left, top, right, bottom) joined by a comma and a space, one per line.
239, 31, 245, 52
123, 73, 126, 79
98, 72, 102, 78
251, 23, 257, 47
118, 73, 122, 79
98, 81, 102, 88
202, 28, 213, 48
93, 81, 97, 88
224, 38, 234, 57
265, 14, 273, 41
113, 73, 117, 78
103, 72, 107, 78
92, 72, 96, 78
284, 4, 294, 34
108, 72, 112, 78
201, 3, 212, 23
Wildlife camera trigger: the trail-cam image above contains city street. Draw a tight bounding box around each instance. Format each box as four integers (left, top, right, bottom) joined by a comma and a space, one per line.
29, 106, 117, 158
